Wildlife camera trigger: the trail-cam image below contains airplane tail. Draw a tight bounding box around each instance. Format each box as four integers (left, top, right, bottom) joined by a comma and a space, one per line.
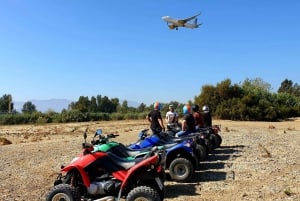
194, 18, 202, 27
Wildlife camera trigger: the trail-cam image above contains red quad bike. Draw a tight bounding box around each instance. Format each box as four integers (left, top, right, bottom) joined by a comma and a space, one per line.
45, 133, 165, 201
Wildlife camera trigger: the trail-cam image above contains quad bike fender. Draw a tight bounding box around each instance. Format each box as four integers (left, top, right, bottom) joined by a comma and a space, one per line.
119, 154, 159, 188
61, 152, 106, 187
61, 164, 91, 187
166, 145, 198, 169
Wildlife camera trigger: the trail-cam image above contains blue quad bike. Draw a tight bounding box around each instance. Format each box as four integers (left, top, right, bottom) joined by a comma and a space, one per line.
128, 129, 201, 182
135, 128, 208, 161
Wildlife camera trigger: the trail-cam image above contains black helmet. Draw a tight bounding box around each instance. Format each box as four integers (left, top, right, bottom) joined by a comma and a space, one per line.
192, 104, 199, 112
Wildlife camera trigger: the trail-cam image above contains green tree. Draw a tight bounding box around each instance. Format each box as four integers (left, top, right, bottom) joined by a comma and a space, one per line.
278, 79, 300, 97
89, 96, 98, 112
98, 96, 115, 113
119, 100, 129, 113
137, 103, 147, 112
22, 101, 37, 114
75, 96, 90, 113
0, 94, 14, 113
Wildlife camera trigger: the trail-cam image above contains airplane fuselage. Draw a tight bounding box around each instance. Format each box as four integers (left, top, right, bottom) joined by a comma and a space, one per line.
162, 15, 200, 30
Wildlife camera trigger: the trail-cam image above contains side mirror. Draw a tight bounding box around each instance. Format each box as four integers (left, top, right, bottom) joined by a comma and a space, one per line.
96, 129, 103, 136
83, 132, 87, 142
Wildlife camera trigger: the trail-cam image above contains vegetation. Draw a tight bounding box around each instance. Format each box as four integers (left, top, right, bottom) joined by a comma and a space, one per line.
0, 78, 299, 125
194, 78, 300, 121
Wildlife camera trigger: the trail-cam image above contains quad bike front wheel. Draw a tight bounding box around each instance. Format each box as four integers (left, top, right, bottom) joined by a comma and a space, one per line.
45, 184, 79, 201
126, 185, 161, 201
168, 157, 194, 182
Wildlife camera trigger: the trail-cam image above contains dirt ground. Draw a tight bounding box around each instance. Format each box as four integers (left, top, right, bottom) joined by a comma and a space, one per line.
0, 119, 299, 201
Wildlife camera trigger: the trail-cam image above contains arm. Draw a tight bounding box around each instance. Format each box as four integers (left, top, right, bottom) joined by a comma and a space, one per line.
146, 113, 152, 123
159, 118, 165, 131
182, 119, 187, 131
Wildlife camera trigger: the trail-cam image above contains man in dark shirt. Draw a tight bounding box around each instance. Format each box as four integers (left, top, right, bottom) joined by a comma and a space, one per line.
147, 101, 165, 134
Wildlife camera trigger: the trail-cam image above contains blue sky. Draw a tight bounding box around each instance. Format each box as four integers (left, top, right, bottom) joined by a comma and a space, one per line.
0, 0, 299, 106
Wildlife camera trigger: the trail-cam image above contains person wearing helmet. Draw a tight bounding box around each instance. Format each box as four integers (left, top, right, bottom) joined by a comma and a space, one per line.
202, 105, 212, 127
192, 104, 204, 130
165, 104, 178, 127
175, 104, 195, 137
147, 101, 165, 134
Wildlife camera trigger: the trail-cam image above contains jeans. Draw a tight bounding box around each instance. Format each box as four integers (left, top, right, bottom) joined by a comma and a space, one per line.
175, 130, 194, 137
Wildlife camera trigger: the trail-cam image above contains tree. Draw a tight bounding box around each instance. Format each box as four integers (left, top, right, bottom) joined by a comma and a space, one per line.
137, 103, 147, 112
278, 79, 300, 97
89, 96, 98, 112
0, 94, 14, 113
98, 96, 115, 113
119, 100, 129, 113
73, 96, 90, 113
22, 101, 37, 113
242, 77, 272, 93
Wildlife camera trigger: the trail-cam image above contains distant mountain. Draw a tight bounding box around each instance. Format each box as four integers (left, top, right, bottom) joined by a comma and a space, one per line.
14, 99, 72, 113
13, 99, 141, 113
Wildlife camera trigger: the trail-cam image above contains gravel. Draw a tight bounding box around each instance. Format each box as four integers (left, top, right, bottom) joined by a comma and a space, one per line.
0, 119, 299, 201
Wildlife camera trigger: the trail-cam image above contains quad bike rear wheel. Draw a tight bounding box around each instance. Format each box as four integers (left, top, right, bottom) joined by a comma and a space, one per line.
45, 184, 79, 201
126, 185, 161, 201
195, 144, 207, 161
210, 133, 220, 149
216, 133, 222, 147
204, 138, 213, 154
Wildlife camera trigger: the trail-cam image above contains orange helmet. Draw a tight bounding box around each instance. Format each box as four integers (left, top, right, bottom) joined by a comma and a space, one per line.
153, 101, 162, 110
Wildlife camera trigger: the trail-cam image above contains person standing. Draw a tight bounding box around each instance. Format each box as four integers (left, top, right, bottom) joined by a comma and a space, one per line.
165, 104, 178, 126
202, 105, 212, 127
147, 101, 165, 134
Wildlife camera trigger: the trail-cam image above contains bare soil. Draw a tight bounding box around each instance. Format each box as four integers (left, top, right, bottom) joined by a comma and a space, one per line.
0, 119, 299, 201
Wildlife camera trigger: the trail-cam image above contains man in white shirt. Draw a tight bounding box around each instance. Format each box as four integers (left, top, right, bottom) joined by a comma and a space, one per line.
165, 104, 178, 127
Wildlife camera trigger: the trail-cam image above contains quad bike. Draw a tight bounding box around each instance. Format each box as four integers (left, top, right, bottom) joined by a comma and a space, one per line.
165, 125, 208, 160
209, 124, 222, 148
45, 130, 166, 201
128, 129, 199, 182
166, 124, 222, 156
196, 125, 222, 151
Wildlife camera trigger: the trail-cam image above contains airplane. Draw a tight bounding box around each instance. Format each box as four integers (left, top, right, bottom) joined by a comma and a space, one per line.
162, 13, 201, 30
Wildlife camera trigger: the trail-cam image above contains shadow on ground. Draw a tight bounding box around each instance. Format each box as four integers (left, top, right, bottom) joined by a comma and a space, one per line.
165, 183, 200, 198
164, 144, 246, 199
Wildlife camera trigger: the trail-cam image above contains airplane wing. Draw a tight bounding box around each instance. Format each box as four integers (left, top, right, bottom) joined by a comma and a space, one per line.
178, 13, 201, 24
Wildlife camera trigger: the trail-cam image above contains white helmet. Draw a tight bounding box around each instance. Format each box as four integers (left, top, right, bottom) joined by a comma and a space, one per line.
202, 105, 210, 112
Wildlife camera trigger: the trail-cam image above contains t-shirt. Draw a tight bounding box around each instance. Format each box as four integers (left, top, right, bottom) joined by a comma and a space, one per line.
183, 114, 195, 131
166, 111, 178, 124
147, 109, 163, 133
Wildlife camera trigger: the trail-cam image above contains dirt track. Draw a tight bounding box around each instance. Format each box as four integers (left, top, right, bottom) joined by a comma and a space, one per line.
0, 119, 299, 201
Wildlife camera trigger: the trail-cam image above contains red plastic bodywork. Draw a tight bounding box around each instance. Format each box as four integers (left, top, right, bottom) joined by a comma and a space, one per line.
61, 150, 159, 189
